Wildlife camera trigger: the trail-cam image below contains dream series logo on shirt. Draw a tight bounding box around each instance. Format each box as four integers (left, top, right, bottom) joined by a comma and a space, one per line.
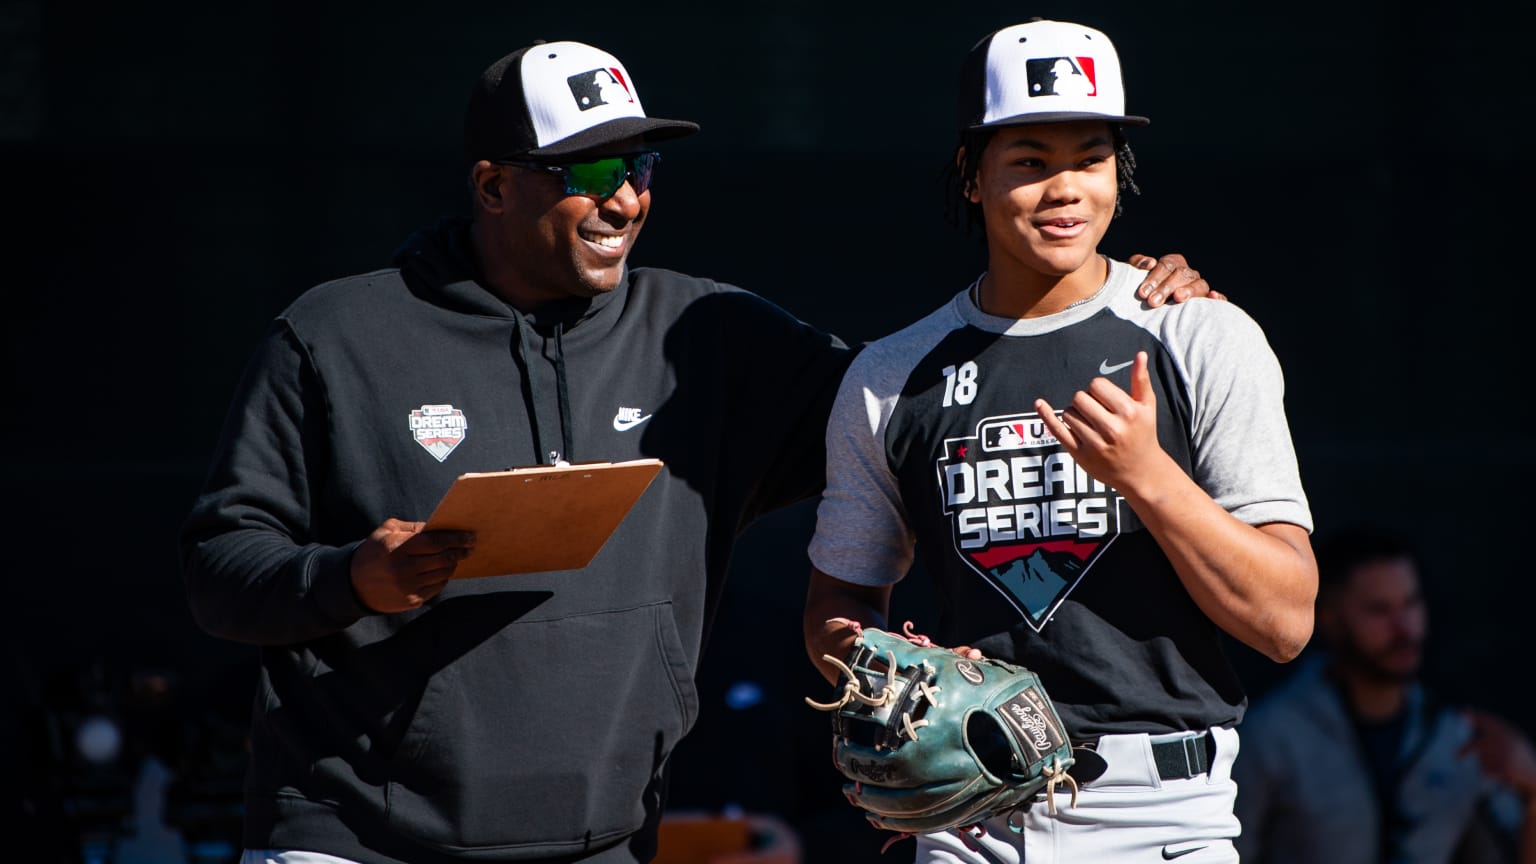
409, 404, 467, 462
934, 410, 1126, 631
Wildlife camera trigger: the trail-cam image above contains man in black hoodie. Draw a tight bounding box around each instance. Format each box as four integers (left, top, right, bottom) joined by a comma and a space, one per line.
180, 38, 1214, 864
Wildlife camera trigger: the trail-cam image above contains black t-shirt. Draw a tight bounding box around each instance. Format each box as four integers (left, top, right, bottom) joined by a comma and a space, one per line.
809, 264, 1312, 737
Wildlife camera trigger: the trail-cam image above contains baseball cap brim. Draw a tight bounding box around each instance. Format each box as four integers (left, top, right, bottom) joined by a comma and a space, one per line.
970, 111, 1150, 130
526, 116, 700, 158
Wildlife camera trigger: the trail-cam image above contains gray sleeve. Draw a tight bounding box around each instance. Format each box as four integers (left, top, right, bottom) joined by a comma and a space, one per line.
807, 346, 917, 586
1166, 301, 1313, 531
807, 304, 964, 584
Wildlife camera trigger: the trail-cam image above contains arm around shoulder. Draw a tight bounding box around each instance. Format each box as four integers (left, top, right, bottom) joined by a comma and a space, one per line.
723, 288, 856, 512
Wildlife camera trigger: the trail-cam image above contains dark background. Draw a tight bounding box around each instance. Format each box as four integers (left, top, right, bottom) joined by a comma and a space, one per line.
4, 0, 1533, 861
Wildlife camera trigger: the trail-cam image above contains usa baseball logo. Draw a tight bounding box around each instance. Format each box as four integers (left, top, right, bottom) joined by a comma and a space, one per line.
933, 410, 1128, 631
409, 404, 467, 462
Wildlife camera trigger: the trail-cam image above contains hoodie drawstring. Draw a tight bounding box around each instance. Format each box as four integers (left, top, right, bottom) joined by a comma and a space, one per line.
510, 313, 575, 466
553, 321, 573, 464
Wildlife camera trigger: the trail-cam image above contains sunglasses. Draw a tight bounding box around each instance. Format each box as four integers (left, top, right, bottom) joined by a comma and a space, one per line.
498, 152, 660, 198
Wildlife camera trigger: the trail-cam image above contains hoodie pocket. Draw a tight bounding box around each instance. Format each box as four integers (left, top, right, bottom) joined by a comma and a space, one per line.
384, 600, 698, 855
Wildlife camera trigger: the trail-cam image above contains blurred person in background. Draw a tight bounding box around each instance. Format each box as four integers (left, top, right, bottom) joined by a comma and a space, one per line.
1234, 525, 1536, 863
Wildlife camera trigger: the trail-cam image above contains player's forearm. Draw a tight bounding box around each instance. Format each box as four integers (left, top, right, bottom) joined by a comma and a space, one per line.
803, 567, 892, 685
1118, 459, 1317, 662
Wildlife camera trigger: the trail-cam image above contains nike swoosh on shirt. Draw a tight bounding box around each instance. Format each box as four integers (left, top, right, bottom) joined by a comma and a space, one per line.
613, 413, 653, 431
1099, 359, 1134, 375
1161, 845, 1208, 860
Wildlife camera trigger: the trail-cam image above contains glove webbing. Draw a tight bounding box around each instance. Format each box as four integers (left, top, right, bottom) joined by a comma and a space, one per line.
805, 646, 942, 746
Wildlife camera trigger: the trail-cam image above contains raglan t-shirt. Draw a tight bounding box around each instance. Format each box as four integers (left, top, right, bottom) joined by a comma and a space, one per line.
809, 257, 1312, 738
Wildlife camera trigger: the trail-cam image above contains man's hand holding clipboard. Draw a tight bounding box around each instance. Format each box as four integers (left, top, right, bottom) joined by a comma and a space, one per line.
421, 458, 664, 580
350, 518, 477, 612
347, 459, 663, 612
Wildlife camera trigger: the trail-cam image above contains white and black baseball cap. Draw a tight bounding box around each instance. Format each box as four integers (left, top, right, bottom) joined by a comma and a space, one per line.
464, 40, 699, 163
957, 20, 1149, 131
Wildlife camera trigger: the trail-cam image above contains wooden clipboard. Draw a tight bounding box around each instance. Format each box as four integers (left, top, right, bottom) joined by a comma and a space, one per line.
424, 458, 663, 578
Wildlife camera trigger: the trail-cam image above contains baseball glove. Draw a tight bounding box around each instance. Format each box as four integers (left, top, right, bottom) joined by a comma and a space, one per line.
805, 620, 1077, 838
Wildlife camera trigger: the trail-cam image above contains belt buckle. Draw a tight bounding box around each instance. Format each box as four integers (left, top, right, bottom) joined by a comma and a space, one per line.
1150, 730, 1211, 780
1179, 731, 1211, 777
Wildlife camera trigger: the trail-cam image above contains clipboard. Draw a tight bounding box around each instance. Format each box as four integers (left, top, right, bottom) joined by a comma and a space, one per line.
424, 458, 663, 578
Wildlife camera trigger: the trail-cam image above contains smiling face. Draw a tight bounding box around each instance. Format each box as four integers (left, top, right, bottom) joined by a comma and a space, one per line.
471, 137, 651, 310
968, 121, 1119, 287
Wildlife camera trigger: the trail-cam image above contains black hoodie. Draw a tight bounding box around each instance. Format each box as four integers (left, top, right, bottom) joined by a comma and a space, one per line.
179, 218, 852, 863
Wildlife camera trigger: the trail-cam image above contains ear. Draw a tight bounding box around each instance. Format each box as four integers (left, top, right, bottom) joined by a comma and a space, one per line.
957, 146, 981, 204
470, 160, 507, 215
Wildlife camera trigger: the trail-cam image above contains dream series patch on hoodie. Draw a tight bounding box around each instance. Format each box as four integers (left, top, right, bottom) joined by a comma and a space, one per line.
409, 404, 468, 462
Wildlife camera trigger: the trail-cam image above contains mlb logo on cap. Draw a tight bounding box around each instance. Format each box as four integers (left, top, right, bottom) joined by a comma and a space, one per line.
567, 66, 634, 111
957, 20, 1149, 131
464, 40, 698, 162
1025, 57, 1097, 98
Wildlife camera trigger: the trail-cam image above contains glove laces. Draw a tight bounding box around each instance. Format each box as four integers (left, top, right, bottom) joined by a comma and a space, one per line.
804, 620, 942, 745
1040, 754, 1079, 815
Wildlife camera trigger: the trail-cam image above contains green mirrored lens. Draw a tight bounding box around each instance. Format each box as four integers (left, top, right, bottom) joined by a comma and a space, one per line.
565, 158, 628, 196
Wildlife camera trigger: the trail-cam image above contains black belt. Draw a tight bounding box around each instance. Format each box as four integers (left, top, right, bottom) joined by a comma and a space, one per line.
1150, 731, 1216, 780
1066, 730, 1217, 785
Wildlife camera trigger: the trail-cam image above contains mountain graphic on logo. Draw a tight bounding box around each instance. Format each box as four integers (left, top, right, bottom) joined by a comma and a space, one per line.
992, 548, 1084, 618
968, 539, 1101, 625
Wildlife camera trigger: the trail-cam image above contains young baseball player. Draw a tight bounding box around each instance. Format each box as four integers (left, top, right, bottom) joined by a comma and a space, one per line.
803, 19, 1318, 862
